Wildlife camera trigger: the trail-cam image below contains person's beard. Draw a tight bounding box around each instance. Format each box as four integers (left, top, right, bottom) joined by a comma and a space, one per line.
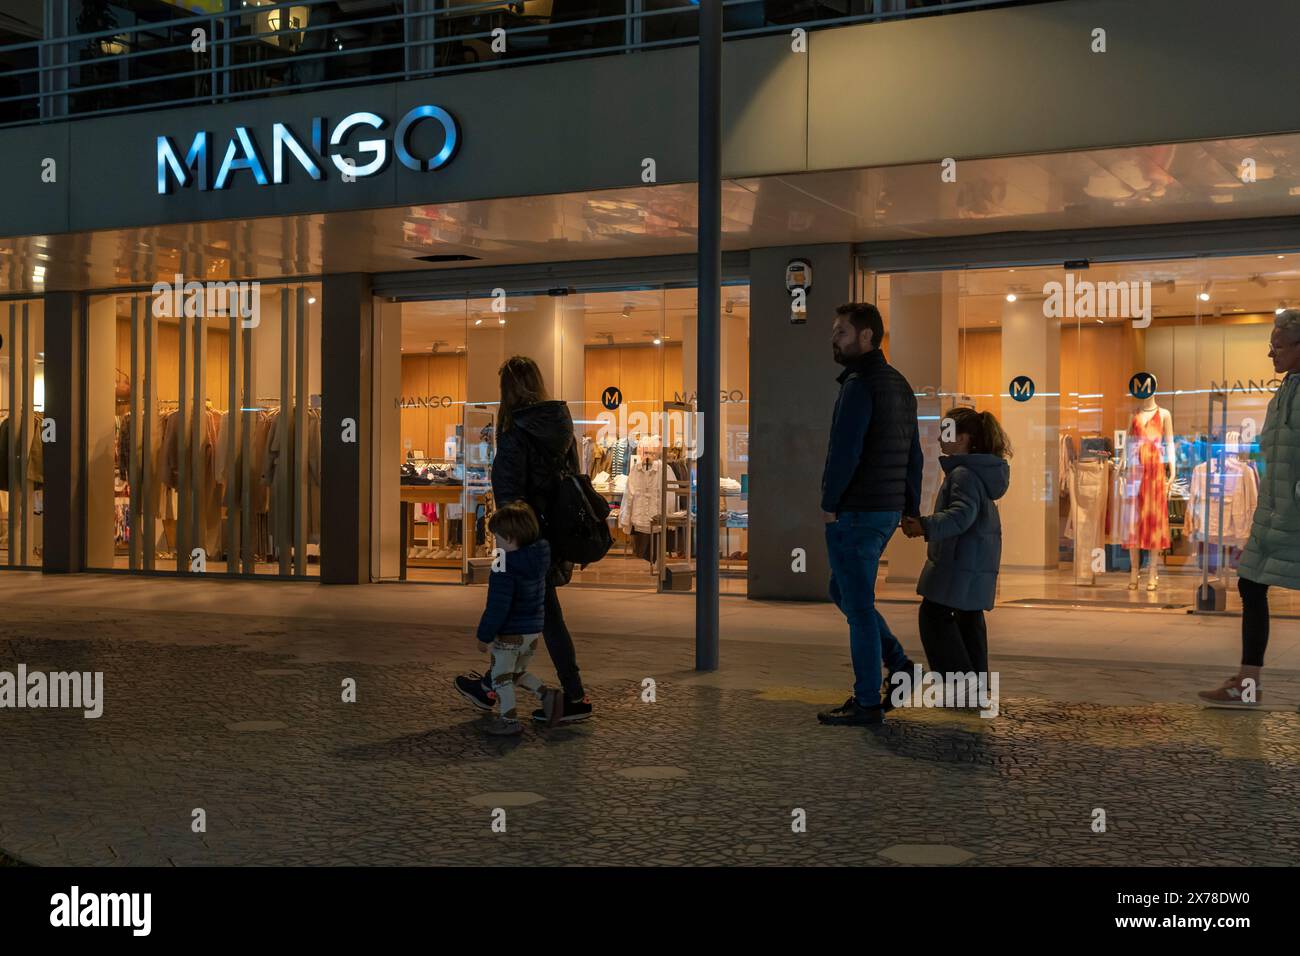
833, 343, 857, 366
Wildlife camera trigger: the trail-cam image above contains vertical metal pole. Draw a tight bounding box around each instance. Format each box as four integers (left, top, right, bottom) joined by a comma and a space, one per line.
19, 304, 30, 566
191, 300, 207, 568
177, 310, 189, 571
226, 307, 239, 574
241, 316, 253, 573
7, 304, 16, 565
294, 286, 308, 575
278, 288, 291, 575
129, 297, 140, 570
696, 0, 721, 671
142, 301, 156, 570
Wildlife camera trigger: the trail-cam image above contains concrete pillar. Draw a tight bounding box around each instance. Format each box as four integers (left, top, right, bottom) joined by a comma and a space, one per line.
85, 296, 117, 569
370, 298, 402, 581
1000, 294, 1060, 569
321, 274, 372, 584
748, 243, 854, 601
883, 271, 959, 583
42, 292, 84, 572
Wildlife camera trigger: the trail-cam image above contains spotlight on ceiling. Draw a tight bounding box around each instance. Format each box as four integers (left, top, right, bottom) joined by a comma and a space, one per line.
1005, 293, 1017, 303
1199, 292, 1211, 302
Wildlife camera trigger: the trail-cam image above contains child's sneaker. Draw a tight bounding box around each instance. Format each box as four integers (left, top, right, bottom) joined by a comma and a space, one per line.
454, 673, 496, 712
1197, 676, 1262, 708
485, 715, 524, 736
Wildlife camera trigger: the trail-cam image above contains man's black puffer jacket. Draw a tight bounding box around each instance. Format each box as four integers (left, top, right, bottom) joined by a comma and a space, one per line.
491, 400, 581, 575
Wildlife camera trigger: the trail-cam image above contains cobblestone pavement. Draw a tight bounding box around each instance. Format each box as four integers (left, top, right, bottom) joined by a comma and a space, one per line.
1, 604, 1298, 867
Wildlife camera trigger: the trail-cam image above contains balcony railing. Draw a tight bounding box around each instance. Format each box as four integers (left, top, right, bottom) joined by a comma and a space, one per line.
0, 0, 1055, 128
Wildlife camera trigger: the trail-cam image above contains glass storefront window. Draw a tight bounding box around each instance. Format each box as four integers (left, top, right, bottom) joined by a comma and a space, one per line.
85, 281, 321, 576
0, 299, 44, 568
874, 253, 1297, 617
378, 284, 750, 592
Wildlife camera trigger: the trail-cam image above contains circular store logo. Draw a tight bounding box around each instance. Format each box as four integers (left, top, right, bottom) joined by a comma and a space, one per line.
1009, 375, 1036, 403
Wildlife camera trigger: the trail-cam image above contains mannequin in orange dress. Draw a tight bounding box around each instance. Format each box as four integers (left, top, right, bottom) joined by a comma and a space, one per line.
1121, 387, 1175, 591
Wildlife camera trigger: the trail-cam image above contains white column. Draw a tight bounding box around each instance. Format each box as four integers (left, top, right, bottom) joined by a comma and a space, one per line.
1000, 294, 1060, 569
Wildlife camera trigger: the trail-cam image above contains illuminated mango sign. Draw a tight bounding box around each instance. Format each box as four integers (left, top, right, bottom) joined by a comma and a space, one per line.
156, 105, 459, 195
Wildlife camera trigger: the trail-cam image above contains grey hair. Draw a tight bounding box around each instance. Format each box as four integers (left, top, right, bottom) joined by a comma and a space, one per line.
1275, 309, 1300, 345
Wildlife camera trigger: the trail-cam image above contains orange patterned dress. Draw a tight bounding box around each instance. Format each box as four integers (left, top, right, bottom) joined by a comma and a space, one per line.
1121, 409, 1172, 551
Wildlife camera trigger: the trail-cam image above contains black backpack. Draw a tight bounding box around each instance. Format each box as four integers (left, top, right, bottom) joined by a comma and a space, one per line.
522, 432, 613, 566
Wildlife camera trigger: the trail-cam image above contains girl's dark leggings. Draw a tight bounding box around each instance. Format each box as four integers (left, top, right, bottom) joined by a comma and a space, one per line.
1239, 576, 1270, 668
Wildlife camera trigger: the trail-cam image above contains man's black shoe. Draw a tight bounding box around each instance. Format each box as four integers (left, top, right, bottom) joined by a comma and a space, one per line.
454, 673, 496, 712
817, 696, 884, 726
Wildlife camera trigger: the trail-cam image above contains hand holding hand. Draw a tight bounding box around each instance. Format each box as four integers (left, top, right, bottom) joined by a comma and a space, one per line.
901, 516, 924, 539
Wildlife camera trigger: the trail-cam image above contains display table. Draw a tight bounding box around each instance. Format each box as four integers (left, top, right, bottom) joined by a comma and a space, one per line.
399, 485, 470, 579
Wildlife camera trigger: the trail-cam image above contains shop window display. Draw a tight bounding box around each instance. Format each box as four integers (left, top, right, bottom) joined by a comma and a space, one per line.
380, 285, 750, 592
85, 282, 322, 576
874, 254, 1299, 615
0, 299, 43, 568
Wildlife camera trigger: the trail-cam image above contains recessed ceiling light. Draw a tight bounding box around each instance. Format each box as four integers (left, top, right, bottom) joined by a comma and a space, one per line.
308, 296, 317, 305
1279, 255, 1286, 259
498, 318, 506, 325
1005, 293, 1017, 303
1199, 292, 1210, 301
653, 338, 662, 346
474, 318, 482, 326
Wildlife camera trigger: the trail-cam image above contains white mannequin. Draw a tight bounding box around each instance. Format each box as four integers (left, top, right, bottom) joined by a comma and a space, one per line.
1127, 387, 1175, 592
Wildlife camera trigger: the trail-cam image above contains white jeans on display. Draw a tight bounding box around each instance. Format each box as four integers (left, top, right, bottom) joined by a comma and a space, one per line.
1070, 460, 1110, 585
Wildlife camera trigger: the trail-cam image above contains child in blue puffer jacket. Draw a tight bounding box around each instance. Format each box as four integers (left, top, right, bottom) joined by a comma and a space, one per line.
460, 501, 561, 735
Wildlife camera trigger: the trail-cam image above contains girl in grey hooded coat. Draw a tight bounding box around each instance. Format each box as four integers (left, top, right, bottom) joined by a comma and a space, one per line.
902, 407, 1012, 679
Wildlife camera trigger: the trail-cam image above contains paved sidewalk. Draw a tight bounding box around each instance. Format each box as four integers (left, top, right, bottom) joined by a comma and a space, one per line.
1, 574, 1298, 866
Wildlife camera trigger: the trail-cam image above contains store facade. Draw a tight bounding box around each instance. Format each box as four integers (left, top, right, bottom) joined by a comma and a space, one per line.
4, 0, 1300, 618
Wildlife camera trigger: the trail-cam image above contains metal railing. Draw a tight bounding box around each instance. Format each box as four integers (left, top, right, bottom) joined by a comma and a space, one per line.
0, 0, 1055, 128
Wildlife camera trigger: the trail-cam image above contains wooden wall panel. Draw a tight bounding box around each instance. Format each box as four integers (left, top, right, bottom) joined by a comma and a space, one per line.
397, 354, 466, 462
115, 315, 230, 409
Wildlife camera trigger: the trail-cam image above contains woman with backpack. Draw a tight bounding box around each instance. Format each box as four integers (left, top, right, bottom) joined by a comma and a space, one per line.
454, 356, 595, 724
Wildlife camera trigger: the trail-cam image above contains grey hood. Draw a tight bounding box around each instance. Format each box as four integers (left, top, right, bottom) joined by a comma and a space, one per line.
940, 453, 1010, 500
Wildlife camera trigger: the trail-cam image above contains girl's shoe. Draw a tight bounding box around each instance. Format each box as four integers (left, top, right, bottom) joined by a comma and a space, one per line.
1147, 573, 1159, 591
1197, 676, 1261, 708
1128, 569, 1140, 590
485, 716, 524, 736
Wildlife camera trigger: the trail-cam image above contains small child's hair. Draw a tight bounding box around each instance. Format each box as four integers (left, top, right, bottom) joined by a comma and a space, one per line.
947, 406, 1013, 459
488, 501, 541, 546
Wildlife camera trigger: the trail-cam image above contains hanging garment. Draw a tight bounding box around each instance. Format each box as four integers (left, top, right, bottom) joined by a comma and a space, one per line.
0, 414, 43, 489
1120, 410, 1172, 551
1187, 458, 1259, 548
631, 529, 658, 564
1069, 458, 1110, 584
619, 458, 663, 534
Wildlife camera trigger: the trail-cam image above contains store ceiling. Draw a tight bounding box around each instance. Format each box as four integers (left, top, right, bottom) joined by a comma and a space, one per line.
8, 131, 1300, 293
881, 253, 1300, 328
398, 286, 751, 351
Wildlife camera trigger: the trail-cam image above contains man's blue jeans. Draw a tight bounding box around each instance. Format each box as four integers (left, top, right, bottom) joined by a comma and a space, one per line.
825, 510, 909, 706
